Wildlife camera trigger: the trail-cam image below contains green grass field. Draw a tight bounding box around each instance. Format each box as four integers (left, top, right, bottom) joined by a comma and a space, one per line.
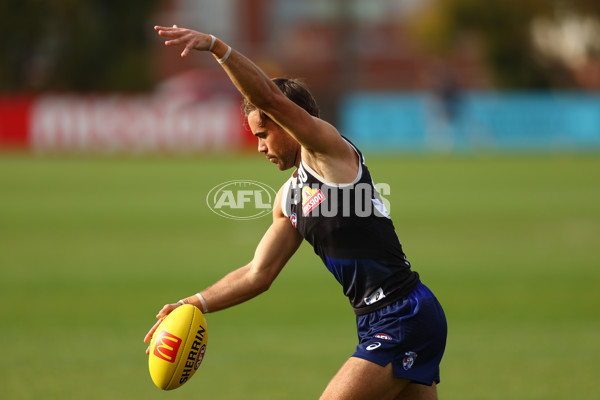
1, 152, 598, 399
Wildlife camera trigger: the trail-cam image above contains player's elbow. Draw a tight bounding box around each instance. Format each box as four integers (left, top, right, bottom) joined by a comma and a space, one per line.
248, 90, 285, 117
247, 268, 277, 294
254, 273, 275, 294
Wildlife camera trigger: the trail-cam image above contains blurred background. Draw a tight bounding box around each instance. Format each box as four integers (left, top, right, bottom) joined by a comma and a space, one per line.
1, 1, 599, 400
1, 0, 600, 153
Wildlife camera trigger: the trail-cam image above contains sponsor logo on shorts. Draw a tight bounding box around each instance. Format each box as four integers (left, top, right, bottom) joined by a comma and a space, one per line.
366, 342, 381, 351
290, 212, 297, 228
403, 351, 418, 370
375, 333, 392, 341
364, 287, 386, 306
153, 330, 182, 363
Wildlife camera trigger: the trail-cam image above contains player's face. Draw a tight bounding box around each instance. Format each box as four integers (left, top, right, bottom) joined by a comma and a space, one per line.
247, 110, 300, 171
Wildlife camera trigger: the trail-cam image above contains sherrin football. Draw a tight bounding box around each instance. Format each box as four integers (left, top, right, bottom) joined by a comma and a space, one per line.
148, 304, 208, 390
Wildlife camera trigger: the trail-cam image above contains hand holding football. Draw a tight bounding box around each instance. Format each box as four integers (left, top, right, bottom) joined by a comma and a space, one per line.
148, 304, 208, 390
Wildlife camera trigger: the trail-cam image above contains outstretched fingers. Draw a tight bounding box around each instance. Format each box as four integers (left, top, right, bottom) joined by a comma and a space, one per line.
144, 318, 164, 354
144, 317, 166, 345
143, 302, 181, 355
154, 25, 180, 37
154, 25, 209, 57
180, 41, 198, 57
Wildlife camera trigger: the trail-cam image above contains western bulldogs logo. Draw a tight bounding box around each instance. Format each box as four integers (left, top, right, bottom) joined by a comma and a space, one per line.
290, 212, 297, 228
403, 351, 418, 371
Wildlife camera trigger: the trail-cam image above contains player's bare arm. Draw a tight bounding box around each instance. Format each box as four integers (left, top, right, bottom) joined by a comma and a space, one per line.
154, 25, 358, 184
144, 185, 302, 349
191, 187, 302, 313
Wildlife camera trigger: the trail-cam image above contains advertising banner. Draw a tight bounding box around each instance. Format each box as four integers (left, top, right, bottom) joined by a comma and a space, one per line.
1, 93, 247, 153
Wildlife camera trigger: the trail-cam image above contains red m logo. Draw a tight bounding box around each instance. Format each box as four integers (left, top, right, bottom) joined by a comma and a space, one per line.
153, 330, 182, 363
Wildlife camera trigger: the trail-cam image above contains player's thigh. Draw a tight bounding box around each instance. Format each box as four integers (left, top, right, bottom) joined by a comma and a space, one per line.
320, 357, 409, 400
394, 382, 438, 400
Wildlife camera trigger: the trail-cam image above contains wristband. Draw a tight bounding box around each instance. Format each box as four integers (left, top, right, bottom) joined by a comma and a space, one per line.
208, 34, 216, 52
179, 293, 209, 313
196, 293, 209, 313
218, 46, 232, 64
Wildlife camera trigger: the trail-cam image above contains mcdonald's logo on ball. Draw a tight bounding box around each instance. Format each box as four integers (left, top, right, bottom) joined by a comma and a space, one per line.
153, 331, 182, 363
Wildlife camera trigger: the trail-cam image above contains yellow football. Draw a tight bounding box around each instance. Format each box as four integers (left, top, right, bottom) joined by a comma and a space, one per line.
148, 304, 208, 390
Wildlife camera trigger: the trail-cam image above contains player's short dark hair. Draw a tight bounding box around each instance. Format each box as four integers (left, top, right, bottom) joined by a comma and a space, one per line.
242, 77, 320, 119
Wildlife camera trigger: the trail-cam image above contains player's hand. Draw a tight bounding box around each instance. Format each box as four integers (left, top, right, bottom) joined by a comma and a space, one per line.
154, 25, 213, 57
143, 302, 181, 354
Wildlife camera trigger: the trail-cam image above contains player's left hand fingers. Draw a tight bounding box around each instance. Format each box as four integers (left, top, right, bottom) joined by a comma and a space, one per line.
156, 302, 181, 319
143, 316, 166, 344
143, 302, 181, 340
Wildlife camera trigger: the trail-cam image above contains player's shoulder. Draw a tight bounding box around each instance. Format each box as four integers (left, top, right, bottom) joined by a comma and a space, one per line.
273, 175, 296, 219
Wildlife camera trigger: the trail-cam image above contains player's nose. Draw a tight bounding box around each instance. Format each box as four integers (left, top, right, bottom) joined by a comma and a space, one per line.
257, 138, 267, 153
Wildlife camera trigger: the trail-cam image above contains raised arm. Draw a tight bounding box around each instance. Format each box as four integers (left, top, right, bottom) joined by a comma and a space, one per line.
144, 185, 302, 348
154, 25, 350, 159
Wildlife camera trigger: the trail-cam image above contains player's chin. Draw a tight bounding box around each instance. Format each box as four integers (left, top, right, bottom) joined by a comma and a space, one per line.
268, 158, 283, 170
267, 156, 293, 171
275, 161, 293, 171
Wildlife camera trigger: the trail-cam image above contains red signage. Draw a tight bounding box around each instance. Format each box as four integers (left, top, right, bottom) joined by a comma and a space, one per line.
0, 96, 33, 148
0, 93, 249, 153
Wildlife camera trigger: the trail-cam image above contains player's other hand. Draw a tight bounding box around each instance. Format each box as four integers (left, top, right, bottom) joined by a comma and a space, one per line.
154, 25, 212, 57
143, 302, 181, 354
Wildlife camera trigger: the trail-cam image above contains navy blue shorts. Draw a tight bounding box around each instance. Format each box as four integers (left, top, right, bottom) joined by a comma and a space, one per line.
352, 281, 447, 385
